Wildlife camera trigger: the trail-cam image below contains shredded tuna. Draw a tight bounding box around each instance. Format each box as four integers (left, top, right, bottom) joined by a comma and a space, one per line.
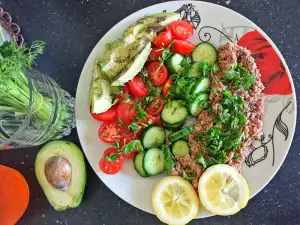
172, 42, 265, 190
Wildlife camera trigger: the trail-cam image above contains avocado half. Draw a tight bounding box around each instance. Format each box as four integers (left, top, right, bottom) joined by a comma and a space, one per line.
35, 141, 86, 211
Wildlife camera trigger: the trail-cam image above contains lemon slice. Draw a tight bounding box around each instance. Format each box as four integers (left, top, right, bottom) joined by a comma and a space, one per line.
198, 164, 249, 216
152, 176, 199, 225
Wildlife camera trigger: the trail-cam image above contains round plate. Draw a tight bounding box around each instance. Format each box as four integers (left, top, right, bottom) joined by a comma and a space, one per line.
76, 1, 297, 218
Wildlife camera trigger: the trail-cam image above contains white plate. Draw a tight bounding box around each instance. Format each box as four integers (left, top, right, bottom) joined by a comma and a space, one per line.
76, 1, 297, 218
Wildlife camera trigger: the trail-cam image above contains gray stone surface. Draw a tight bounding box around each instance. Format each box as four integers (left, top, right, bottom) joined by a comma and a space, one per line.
0, 0, 299, 224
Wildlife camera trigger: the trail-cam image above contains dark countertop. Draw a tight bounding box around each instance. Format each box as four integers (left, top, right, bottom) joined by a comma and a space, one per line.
0, 0, 299, 224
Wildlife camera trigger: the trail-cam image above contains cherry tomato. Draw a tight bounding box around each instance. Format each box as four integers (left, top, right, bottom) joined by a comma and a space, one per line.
138, 114, 163, 127
119, 132, 137, 159
148, 47, 163, 61
146, 62, 169, 86
172, 40, 195, 55
117, 101, 137, 124
99, 148, 124, 174
129, 75, 150, 97
123, 83, 131, 95
170, 20, 194, 40
153, 28, 172, 48
162, 78, 173, 96
98, 122, 126, 143
146, 96, 164, 116
90, 105, 118, 122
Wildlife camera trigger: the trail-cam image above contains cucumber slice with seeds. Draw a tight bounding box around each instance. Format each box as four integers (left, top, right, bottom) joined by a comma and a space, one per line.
171, 139, 190, 156
161, 100, 188, 125
141, 126, 166, 149
192, 42, 217, 65
166, 53, 184, 74
191, 77, 210, 96
143, 148, 165, 176
188, 93, 208, 116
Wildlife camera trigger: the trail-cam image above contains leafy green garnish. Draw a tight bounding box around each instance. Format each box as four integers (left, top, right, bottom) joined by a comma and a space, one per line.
196, 87, 246, 165
162, 145, 175, 175
222, 63, 256, 90
105, 153, 119, 162
136, 104, 147, 120
182, 171, 196, 181
196, 156, 208, 168
121, 140, 143, 154
128, 122, 142, 135
112, 141, 120, 150
233, 154, 241, 160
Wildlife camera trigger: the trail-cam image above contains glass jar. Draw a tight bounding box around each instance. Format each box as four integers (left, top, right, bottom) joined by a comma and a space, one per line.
0, 69, 75, 148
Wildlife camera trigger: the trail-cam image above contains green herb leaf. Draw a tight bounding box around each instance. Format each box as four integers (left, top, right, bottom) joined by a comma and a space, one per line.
233, 154, 241, 160
105, 153, 119, 162
121, 140, 143, 154
162, 145, 175, 175
196, 156, 208, 168
182, 170, 196, 181
128, 122, 142, 135
136, 104, 147, 120
112, 141, 120, 150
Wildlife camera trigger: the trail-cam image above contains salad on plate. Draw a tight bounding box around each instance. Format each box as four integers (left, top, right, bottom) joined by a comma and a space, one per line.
88, 12, 264, 224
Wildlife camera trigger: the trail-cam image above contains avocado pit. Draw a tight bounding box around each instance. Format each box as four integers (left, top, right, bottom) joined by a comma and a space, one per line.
45, 156, 72, 191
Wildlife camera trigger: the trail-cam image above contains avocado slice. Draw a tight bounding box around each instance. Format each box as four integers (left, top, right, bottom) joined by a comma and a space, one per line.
89, 59, 113, 113
136, 12, 180, 26
111, 42, 152, 86
35, 141, 86, 211
100, 35, 150, 80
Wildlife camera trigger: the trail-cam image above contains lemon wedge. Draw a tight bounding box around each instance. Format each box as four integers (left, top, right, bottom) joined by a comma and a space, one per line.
152, 176, 199, 225
198, 164, 249, 216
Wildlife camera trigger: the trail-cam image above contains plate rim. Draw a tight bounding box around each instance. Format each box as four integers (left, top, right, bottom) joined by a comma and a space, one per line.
75, 0, 297, 218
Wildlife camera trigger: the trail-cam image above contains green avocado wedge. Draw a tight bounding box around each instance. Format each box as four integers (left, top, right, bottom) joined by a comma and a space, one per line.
35, 141, 86, 211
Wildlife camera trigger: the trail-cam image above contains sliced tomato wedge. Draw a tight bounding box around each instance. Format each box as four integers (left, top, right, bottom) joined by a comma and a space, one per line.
172, 40, 195, 55
99, 148, 124, 174
153, 28, 172, 48
162, 78, 173, 96
146, 62, 169, 86
170, 20, 194, 40
119, 132, 137, 159
98, 121, 126, 143
148, 47, 164, 61
146, 96, 164, 116
117, 101, 137, 124
123, 83, 131, 95
128, 75, 150, 97
138, 114, 163, 127
90, 105, 118, 122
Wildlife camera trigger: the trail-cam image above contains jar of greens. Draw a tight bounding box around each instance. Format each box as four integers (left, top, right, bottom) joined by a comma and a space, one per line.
0, 40, 75, 148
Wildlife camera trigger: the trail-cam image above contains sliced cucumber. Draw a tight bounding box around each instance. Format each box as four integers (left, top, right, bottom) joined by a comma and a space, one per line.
143, 148, 165, 176
168, 125, 194, 142
188, 63, 202, 77
133, 152, 148, 177
191, 77, 210, 96
142, 126, 166, 149
192, 43, 217, 65
164, 121, 185, 131
166, 53, 184, 74
161, 100, 188, 125
171, 139, 190, 156
185, 81, 195, 101
188, 93, 208, 116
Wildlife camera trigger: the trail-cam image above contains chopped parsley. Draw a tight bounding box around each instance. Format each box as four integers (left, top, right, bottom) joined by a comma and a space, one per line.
222, 63, 256, 90
182, 170, 196, 181
121, 140, 144, 154
136, 104, 147, 120
128, 122, 142, 135
196, 88, 246, 165
105, 153, 119, 162
195, 156, 208, 168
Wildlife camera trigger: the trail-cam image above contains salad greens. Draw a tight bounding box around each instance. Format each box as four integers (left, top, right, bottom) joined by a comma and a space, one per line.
222, 63, 256, 90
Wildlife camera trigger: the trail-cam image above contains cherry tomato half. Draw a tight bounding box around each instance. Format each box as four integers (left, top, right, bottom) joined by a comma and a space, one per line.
123, 83, 131, 95
117, 101, 137, 124
148, 47, 163, 61
99, 148, 124, 174
146, 62, 169, 86
162, 78, 173, 96
172, 40, 195, 55
146, 96, 164, 116
170, 20, 194, 40
98, 121, 126, 143
129, 75, 150, 97
119, 132, 137, 159
90, 105, 118, 122
153, 28, 172, 48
